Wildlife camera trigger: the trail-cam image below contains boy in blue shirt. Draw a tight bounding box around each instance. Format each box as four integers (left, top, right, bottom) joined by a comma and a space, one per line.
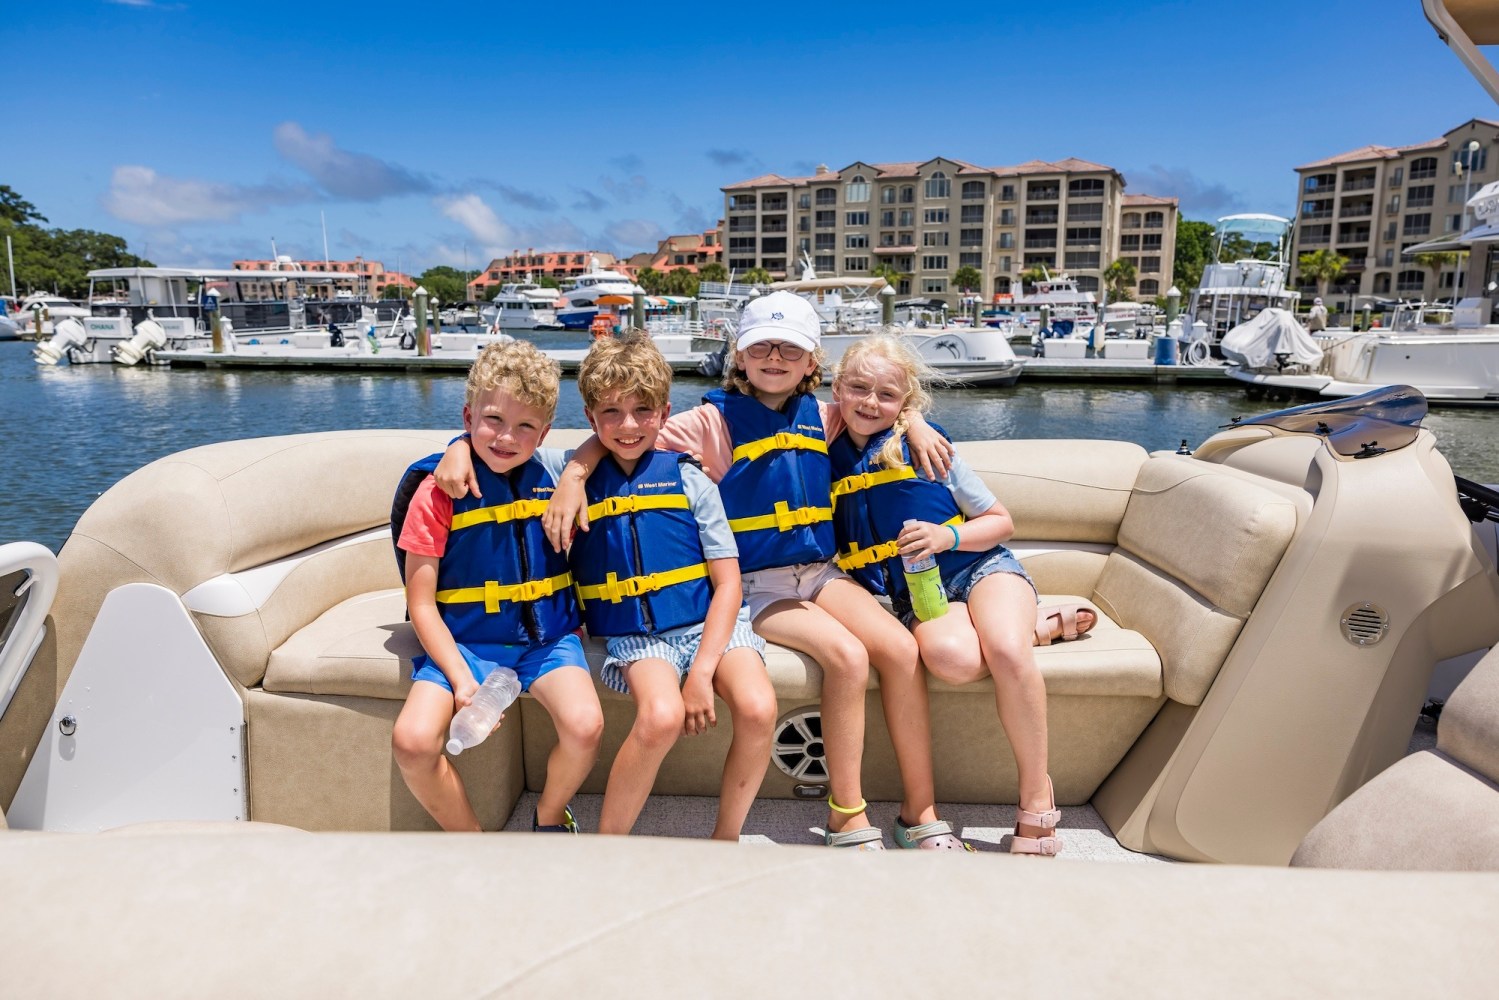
569, 332, 775, 839
393, 340, 603, 833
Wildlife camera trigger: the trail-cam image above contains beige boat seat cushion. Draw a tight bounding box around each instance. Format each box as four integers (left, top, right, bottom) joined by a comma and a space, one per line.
263, 591, 1159, 702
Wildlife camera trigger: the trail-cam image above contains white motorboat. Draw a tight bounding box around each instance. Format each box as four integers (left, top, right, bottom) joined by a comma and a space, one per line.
555, 258, 645, 330
2, 291, 90, 339
480, 277, 564, 332
1183, 214, 1301, 359
31, 264, 410, 366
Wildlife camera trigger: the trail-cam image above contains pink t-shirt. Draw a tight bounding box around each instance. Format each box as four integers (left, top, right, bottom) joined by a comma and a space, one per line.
397, 477, 454, 558
658, 397, 844, 483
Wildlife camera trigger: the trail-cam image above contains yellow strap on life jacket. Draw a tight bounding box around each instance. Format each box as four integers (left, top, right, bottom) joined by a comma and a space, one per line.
726, 500, 833, 534
830, 466, 916, 510
435, 572, 574, 613
449, 497, 550, 532
835, 514, 964, 572
575, 563, 709, 605
731, 431, 828, 465
584, 493, 690, 523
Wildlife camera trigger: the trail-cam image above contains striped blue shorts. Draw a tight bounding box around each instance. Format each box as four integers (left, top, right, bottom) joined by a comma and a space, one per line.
599, 604, 766, 694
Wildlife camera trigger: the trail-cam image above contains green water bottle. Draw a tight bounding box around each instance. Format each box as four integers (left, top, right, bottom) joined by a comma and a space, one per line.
901, 519, 948, 621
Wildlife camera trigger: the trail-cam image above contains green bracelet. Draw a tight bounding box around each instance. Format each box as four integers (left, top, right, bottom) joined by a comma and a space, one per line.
948, 524, 960, 550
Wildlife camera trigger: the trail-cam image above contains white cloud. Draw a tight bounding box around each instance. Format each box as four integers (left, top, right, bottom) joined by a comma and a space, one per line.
101, 165, 309, 226
604, 218, 666, 252
437, 194, 515, 256
273, 122, 431, 200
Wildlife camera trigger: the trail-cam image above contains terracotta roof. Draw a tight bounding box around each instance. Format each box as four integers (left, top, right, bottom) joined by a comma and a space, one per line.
1122, 193, 1178, 206
1296, 138, 1447, 171
1050, 157, 1114, 173
728, 156, 1123, 189
723, 173, 798, 190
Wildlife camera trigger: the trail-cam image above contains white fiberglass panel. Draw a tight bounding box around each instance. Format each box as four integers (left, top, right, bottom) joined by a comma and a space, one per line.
7, 583, 245, 832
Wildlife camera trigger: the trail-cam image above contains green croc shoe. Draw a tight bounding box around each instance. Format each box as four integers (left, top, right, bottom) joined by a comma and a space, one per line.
533, 804, 579, 834
894, 817, 977, 852
825, 825, 886, 850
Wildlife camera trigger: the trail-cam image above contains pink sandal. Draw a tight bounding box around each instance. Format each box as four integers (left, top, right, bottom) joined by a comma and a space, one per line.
1010, 777, 1063, 856
1035, 604, 1096, 645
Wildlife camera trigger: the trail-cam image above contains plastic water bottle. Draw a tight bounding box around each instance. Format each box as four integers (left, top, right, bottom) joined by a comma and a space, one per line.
900, 519, 949, 622
446, 667, 521, 755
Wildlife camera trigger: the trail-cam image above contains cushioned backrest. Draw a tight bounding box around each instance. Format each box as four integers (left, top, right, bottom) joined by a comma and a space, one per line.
955, 440, 1146, 544
1094, 456, 1299, 705
55, 430, 456, 690
1439, 646, 1499, 778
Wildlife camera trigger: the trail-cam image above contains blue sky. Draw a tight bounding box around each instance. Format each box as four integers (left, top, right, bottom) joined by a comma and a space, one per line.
7, 0, 1494, 274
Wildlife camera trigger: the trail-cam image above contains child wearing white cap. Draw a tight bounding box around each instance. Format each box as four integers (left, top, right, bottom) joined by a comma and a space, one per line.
434, 290, 966, 850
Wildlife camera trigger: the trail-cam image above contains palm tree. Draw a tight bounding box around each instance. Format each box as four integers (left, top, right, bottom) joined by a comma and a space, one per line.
661, 267, 699, 297
1297, 249, 1348, 301
635, 267, 665, 295
1019, 266, 1049, 292
1412, 251, 1462, 301
698, 262, 728, 284
870, 262, 909, 292
1103, 259, 1137, 301
741, 267, 773, 287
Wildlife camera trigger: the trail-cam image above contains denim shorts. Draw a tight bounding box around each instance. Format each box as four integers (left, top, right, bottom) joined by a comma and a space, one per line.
892, 545, 1037, 626
412, 632, 587, 694
600, 604, 766, 694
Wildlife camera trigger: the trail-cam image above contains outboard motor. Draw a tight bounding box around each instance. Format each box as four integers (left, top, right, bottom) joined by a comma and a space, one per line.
32, 318, 89, 366
112, 318, 168, 366
398, 314, 417, 350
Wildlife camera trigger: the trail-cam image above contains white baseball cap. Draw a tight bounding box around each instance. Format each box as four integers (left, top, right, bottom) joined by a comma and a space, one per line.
736, 291, 821, 353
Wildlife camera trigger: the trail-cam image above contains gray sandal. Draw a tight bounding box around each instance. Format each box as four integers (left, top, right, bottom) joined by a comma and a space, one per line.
894, 817, 976, 852
825, 825, 886, 850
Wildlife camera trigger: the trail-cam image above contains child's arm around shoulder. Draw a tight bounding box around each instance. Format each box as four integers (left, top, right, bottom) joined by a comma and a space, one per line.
541, 437, 608, 551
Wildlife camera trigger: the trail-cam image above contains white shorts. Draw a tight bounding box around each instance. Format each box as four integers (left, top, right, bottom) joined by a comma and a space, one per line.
741, 560, 851, 621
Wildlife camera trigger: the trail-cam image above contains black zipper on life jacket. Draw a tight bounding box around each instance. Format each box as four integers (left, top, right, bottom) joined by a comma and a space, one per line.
509, 468, 542, 644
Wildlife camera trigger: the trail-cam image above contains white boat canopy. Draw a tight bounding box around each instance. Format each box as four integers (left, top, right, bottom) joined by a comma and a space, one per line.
1220, 307, 1324, 370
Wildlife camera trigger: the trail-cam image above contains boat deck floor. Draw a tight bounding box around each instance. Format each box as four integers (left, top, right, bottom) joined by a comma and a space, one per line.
501, 719, 1439, 859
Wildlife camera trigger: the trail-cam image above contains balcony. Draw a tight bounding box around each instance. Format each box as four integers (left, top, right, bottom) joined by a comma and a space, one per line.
872, 244, 918, 255
1338, 205, 1372, 219
727, 219, 757, 233
1341, 178, 1376, 192
1026, 189, 1060, 201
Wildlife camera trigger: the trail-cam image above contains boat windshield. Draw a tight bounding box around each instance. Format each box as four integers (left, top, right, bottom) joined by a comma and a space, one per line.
1229, 384, 1427, 457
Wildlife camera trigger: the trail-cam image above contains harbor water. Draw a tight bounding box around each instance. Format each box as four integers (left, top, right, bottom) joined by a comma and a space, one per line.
3, 339, 1497, 553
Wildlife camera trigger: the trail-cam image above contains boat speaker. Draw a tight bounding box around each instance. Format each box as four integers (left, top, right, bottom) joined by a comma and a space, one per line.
1340, 603, 1389, 647
771, 709, 829, 782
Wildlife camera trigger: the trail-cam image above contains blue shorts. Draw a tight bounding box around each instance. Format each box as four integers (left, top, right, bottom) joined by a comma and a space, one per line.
412, 632, 587, 694
893, 545, 1038, 626
599, 604, 766, 694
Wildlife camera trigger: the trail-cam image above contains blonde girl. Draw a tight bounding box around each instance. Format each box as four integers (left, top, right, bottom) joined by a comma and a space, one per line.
829, 334, 1095, 855
436, 292, 963, 850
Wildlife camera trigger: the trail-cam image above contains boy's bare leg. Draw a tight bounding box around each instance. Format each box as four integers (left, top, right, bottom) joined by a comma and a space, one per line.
709, 647, 777, 841
597, 658, 684, 835
754, 600, 873, 835
816, 578, 939, 828
527, 665, 605, 828
968, 573, 1051, 834
392, 682, 481, 832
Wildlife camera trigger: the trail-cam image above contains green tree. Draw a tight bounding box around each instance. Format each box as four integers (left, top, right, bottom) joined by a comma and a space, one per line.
635, 267, 665, 294
417, 265, 467, 303
698, 262, 728, 284
1019, 266, 1050, 291
1, 218, 151, 298
1173, 216, 1216, 293
952, 265, 983, 294
661, 267, 699, 297
1412, 251, 1462, 299
1297, 248, 1348, 301
0, 185, 47, 226
537, 275, 560, 289
871, 262, 909, 292
1103, 258, 1137, 301
377, 283, 412, 300
741, 267, 773, 286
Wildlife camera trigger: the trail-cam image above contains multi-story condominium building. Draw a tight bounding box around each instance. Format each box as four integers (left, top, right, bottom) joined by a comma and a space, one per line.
466, 250, 619, 300
721, 157, 1177, 306
1289, 118, 1498, 309
230, 257, 413, 300
1119, 194, 1180, 300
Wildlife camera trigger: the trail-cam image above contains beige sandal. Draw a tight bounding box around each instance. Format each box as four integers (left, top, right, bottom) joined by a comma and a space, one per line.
1035, 604, 1096, 645
1010, 777, 1063, 856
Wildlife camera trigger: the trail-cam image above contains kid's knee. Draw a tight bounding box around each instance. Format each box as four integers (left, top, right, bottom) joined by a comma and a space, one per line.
921, 634, 985, 686
983, 635, 1039, 685
556, 702, 606, 750
391, 719, 437, 768
633, 698, 686, 749
821, 635, 870, 684
733, 687, 778, 737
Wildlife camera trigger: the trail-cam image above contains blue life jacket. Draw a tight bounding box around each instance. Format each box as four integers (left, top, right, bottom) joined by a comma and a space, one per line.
393, 449, 579, 646
704, 388, 836, 573
827, 426, 985, 600
568, 450, 713, 637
